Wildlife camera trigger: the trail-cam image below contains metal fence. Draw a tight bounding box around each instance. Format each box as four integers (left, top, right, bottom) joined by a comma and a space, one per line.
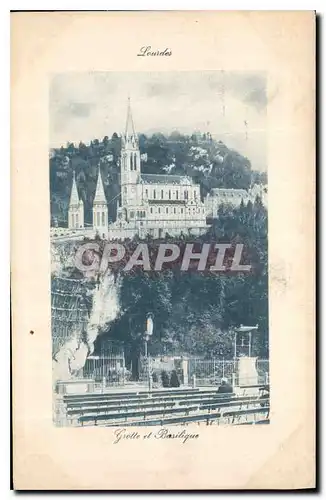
188, 358, 235, 386
80, 349, 269, 388
188, 358, 269, 387
82, 342, 130, 386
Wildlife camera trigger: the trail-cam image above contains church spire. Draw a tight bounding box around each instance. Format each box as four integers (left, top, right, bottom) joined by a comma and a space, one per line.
93, 168, 107, 205
68, 171, 84, 229
69, 171, 79, 207
124, 97, 137, 139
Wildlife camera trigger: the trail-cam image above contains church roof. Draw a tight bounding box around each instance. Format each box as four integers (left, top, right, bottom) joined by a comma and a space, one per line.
148, 199, 186, 205
69, 172, 80, 207
210, 188, 248, 196
140, 174, 194, 185
93, 169, 107, 205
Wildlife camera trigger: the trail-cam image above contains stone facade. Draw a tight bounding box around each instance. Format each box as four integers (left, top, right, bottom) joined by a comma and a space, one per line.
204, 184, 268, 218
113, 98, 208, 239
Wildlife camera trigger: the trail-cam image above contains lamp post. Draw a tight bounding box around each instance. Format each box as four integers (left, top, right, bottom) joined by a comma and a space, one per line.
144, 313, 154, 392
219, 349, 225, 379
233, 324, 259, 359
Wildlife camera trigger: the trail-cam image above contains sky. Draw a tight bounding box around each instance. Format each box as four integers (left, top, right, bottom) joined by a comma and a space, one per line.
50, 71, 267, 171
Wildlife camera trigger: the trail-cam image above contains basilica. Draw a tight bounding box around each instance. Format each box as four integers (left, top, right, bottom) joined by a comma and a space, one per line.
66, 99, 209, 240
55, 99, 267, 242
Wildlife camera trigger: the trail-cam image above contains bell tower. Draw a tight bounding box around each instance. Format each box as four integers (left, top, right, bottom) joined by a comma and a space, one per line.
120, 97, 141, 207
68, 171, 84, 229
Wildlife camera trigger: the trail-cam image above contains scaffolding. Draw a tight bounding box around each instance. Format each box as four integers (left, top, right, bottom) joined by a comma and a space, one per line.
51, 276, 90, 358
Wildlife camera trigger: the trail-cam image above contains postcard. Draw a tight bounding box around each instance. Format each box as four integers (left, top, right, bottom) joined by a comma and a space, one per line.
11, 11, 315, 490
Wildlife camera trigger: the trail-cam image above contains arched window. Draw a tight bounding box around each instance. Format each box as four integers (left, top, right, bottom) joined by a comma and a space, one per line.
76, 214, 79, 227
169, 190, 171, 199
72, 213, 75, 227
153, 190, 156, 199
166, 207, 168, 214
161, 190, 164, 199
176, 191, 179, 200
130, 154, 133, 170
97, 212, 100, 226
134, 153, 137, 170
101, 212, 105, 226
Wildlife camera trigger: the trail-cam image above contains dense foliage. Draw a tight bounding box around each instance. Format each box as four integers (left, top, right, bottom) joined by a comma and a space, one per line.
98, 198, 268, 372
50, 132, 268, 371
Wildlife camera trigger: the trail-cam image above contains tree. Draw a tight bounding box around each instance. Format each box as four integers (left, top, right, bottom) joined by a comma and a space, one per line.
66, 142, 75, 157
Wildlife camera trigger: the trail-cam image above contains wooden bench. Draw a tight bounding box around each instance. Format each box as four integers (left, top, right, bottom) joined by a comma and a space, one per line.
64, 391, 233, 411
74, 396, 267, 426
238, 384, 270, 396
79, 404, 203, 426
105, 408, 270, 428
66, 394, 242, 417
63, 389, 217, 405
105, 411, 223, 427
64, 388, 202, 402
67, 396, 265, 423
65, 393, 251, 418
63, 393, 235, 406
67, 400, 177, 417
238, 385, 270, 389
220, 406, 270, 425
237, 419, 270, 426
65, 393, 237, 416
201, 396, 269, 412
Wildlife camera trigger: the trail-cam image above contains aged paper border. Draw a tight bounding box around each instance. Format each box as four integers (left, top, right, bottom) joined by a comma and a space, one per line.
11, 11, 315, 490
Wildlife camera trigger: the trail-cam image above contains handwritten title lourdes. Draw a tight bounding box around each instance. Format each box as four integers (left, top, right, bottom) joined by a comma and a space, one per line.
137, 46, 172, 56
113, 427, 199, 444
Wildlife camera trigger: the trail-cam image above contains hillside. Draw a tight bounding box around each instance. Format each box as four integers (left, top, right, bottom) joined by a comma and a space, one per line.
50, 131, 267, 226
